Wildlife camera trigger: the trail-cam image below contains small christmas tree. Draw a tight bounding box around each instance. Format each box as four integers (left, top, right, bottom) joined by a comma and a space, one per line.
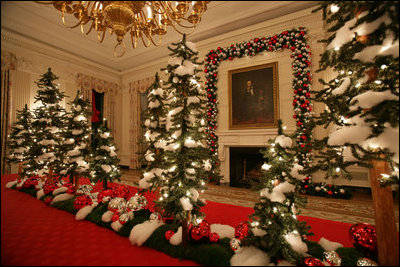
139, 35, 210, 244
23, 68, 67, 181
139, 72, 169, 187
58, 90, 92, 185
90, 119, 122, 188
6, 104, 33, 175
242, 120, 311, 265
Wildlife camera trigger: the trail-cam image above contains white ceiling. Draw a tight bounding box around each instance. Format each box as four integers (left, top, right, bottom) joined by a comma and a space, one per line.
1, 1, 319, 73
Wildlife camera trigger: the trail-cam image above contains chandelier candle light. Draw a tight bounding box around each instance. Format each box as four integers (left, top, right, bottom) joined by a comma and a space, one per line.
36, 1, 210, 57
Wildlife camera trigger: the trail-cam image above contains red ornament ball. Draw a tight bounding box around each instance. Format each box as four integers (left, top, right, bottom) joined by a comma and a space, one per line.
73, 195, 93, 210
66, 187, 75, 194
165, 230, 175, 241
349, 223, 377, 254
235, 222, 249, 240
98, 188, 114, 203
44, 196, 53, 205
209, 232, 220, 243
190, 226, 204, 241
303, 257, 325, 266
43, 183, 58, 195
112, 185, 130, 199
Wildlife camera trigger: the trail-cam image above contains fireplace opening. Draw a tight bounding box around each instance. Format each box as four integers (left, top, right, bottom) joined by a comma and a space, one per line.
229, 147, 265, 188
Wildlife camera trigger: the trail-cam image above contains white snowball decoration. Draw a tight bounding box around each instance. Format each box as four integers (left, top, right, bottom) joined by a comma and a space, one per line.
275, 135, 293, 148
52, 186, 68, 195
210, 224, 235, 239
100, 132, 110, 139
76, 205, 95, 221
318, 237, 343, 251
6, 180, 18, 188
180, 197, 193, 211
111, 220, 124, 232
51, 193, 74, 204
290, 164, 306, 180
284, 232, 308, 254
230, 246, 271, 266
169, 226, 182, 246
37, 189, 45, 199
129, 220, 164, 247
101, 164, 112, 173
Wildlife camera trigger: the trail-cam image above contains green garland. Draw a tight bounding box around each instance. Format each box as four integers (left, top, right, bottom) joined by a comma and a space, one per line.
9, 184, 371, 266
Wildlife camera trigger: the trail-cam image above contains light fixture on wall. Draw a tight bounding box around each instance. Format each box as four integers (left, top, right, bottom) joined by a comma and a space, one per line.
36, 1, 210, 57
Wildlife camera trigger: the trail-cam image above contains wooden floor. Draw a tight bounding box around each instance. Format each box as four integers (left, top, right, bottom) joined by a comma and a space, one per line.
117, 169, 399, 229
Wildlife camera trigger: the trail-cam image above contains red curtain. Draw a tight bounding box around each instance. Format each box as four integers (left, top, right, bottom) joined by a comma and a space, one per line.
91, 90, 100, 123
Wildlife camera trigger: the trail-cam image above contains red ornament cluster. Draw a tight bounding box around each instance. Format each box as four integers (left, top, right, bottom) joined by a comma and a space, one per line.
22, 177, 39, 189
349, 223, 377, 255
111, 185, 130, 199
234, 222, 249, 240
204, 28, 313, 179
73, 194, 93, 210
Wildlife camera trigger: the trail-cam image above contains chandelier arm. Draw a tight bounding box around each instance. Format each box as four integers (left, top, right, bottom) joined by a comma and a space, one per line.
114, 42, 126, 58
170, 22, 196, 35
130, 29, 138, 49
34, 1, 54, 4
140, 33, 152, 48
62, 13, 86, 29
83, 21, 95, 35
149, 34, 162, 47
97, 28, 106, 43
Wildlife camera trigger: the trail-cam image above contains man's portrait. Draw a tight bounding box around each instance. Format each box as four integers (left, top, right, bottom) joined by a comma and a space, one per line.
229, 62, 279, 129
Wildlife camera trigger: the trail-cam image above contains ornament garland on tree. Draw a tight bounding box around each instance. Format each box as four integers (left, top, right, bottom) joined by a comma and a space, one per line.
58, 90, 92, 185
23, 68, 67, 182
90, 119, 122, 189
239, 120, 312, 265
204, 28, 314, 183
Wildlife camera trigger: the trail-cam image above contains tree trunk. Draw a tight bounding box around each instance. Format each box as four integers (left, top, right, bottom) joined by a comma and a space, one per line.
18, 162, 23, 175
48, 166, 54, 183
181, 211, 190, 245
74, 175, 80, 192
103, 179, 108, 189
369, 159, 399, 266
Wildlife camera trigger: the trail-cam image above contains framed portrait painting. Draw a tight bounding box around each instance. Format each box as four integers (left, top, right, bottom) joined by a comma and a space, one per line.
228, 62, 279, 129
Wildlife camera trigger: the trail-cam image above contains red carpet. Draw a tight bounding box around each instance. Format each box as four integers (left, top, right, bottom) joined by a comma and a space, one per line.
1, 174, 354, 266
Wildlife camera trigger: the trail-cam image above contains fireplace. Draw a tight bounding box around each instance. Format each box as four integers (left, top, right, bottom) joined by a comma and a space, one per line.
229, 147, 265, 188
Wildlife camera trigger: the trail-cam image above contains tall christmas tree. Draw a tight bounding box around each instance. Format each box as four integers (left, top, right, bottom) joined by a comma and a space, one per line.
139, 35, 210, 243
241, 120, 311, 265
58, 90, 92, 185
90, 119, 122, 188
23, 68, 67, 181
309, 1, 399, 184
6, 104, 33, 175
310, 2, 399, 265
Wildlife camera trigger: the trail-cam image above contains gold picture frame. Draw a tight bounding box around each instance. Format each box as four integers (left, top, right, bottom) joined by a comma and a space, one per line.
229, 62, 279, 129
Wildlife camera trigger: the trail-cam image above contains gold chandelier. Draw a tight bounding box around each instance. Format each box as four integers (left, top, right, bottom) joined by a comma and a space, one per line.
36, 1, 210, 57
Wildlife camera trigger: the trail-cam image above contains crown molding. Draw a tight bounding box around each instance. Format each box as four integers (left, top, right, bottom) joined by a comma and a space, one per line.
1, 27, 121, 82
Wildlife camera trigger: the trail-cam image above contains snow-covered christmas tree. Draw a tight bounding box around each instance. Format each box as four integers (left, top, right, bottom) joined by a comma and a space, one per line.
139, 72, 168, 185
239, 120, 311, 265
139, 34, 210, 244
90, 119, 122, 188
6, 104, 33, 175
310, 2, 399, 185
310, 2, 399, 265
58, 90, 91, 184
23, 68, 67, 181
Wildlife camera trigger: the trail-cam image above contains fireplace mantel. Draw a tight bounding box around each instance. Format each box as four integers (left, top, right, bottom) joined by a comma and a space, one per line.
217, 128, 295, 183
